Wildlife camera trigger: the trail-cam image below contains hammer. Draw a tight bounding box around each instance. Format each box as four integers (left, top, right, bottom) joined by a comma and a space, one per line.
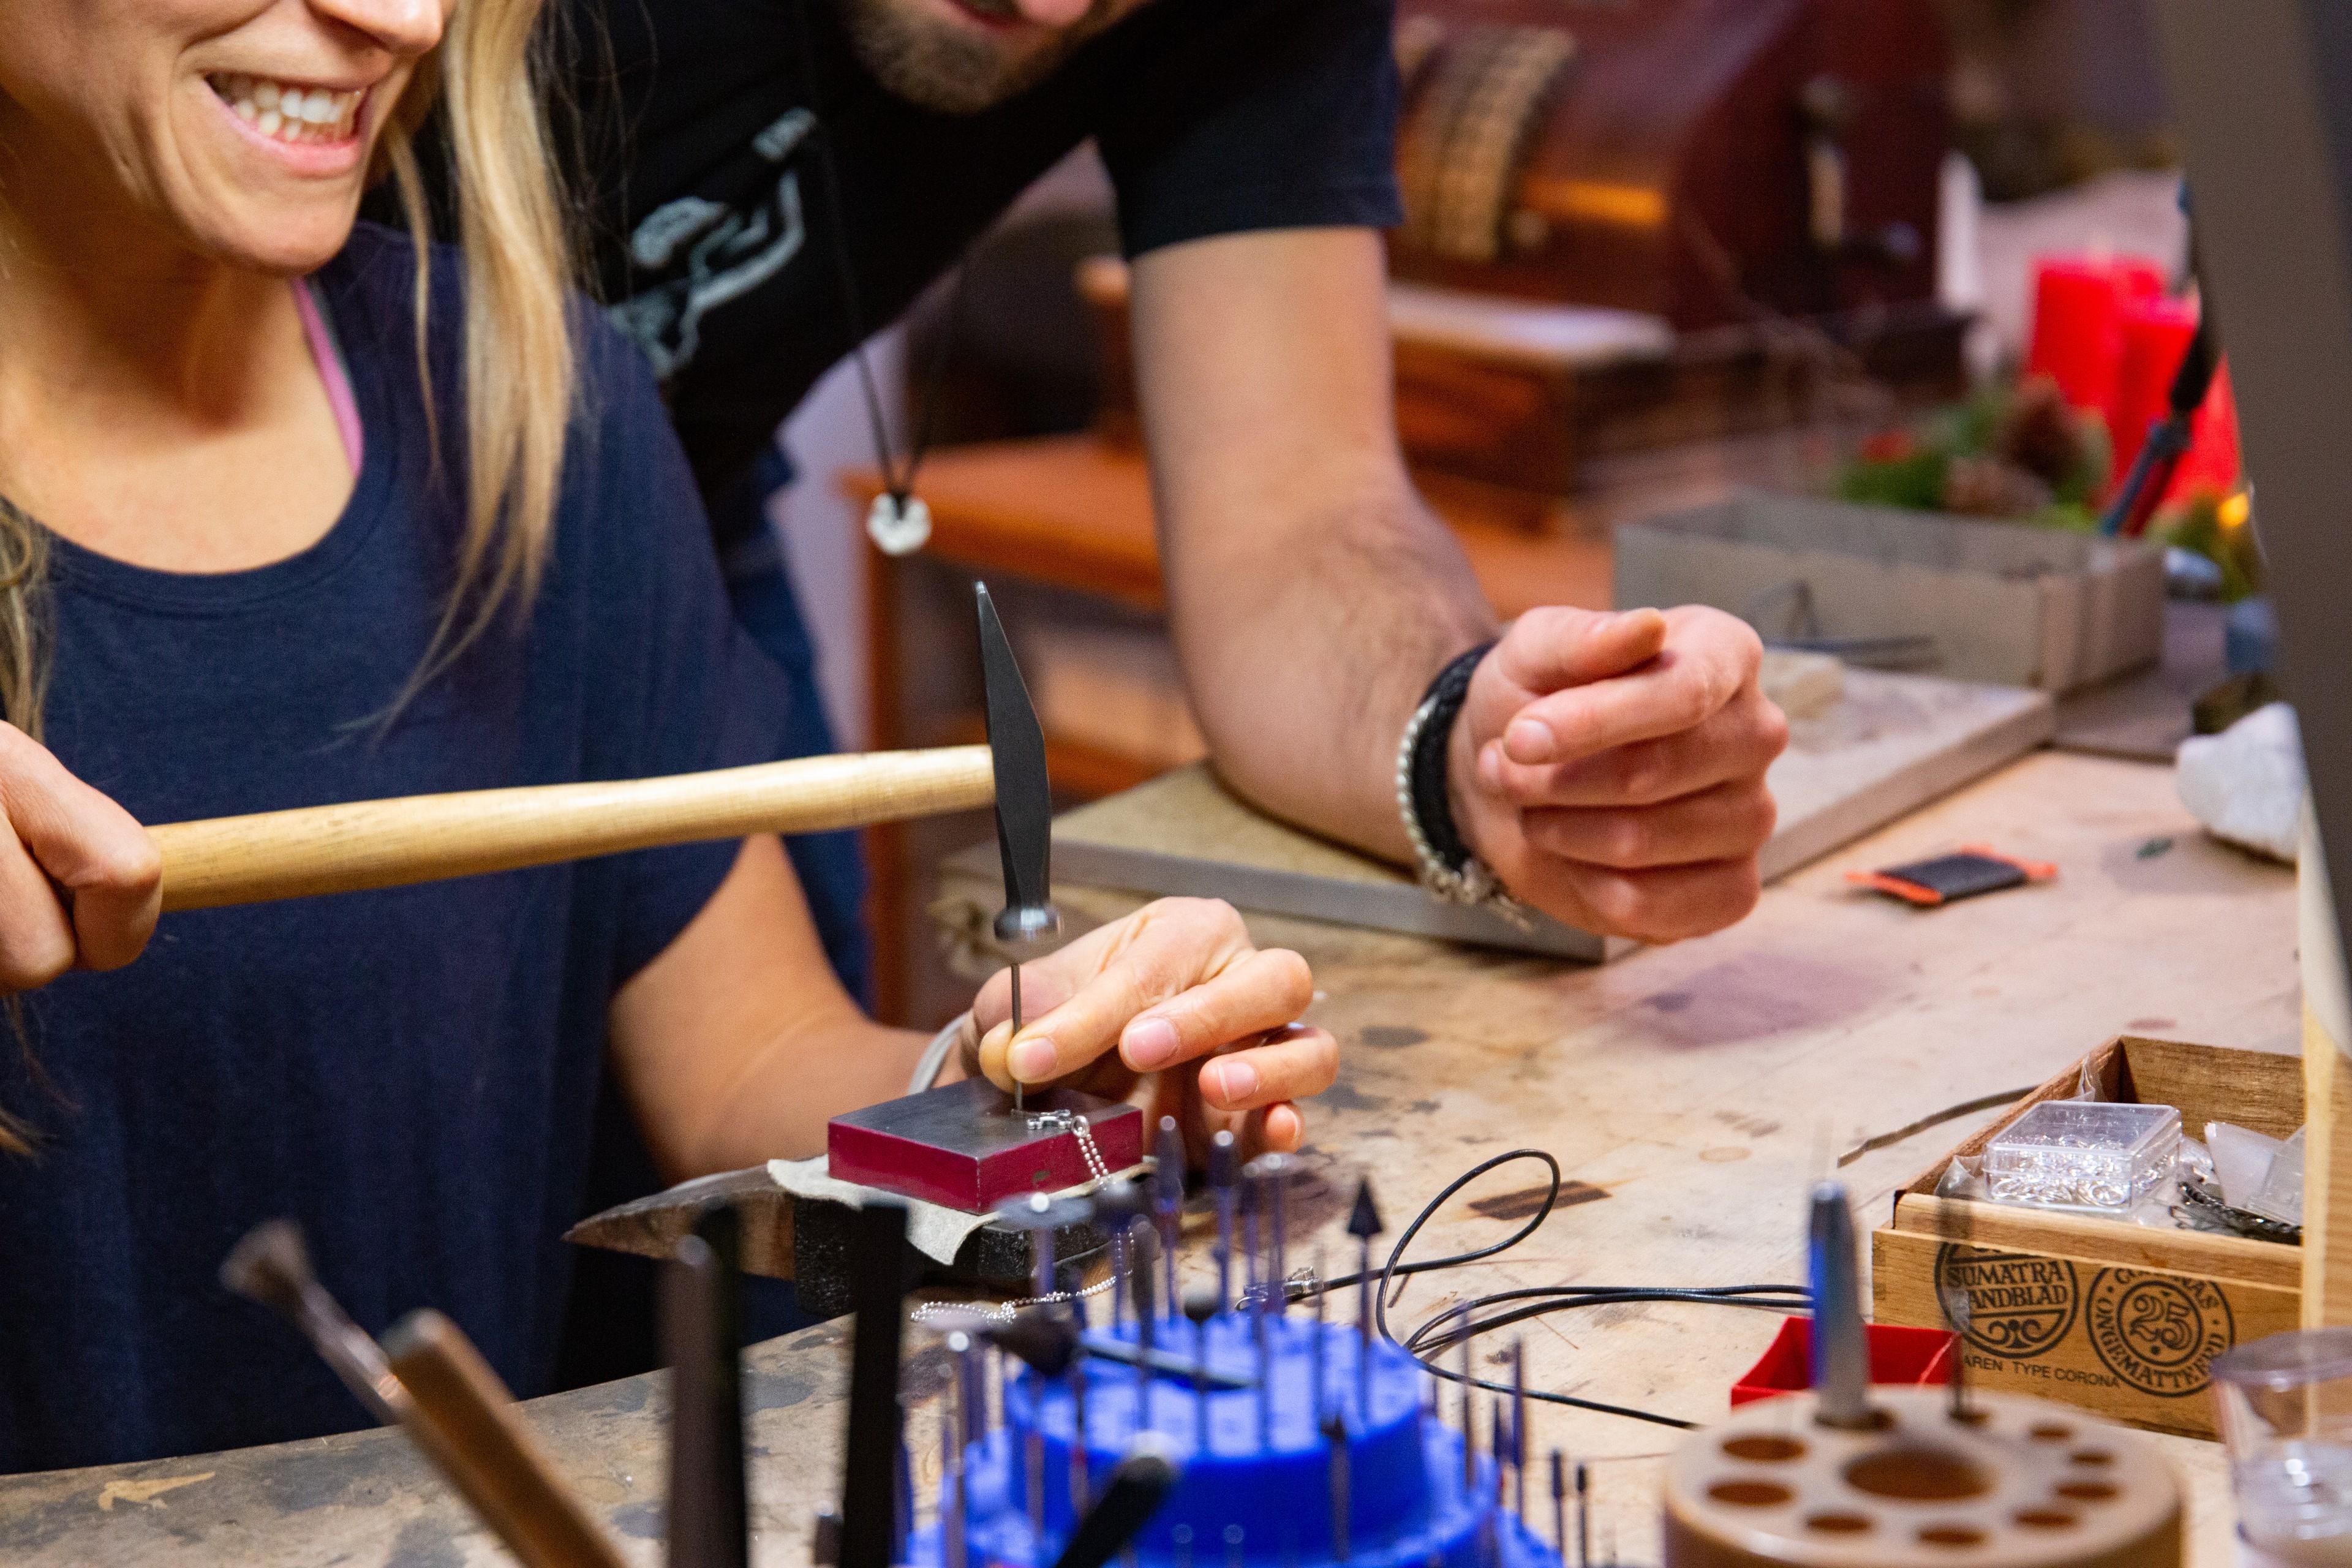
146, 584, 1046, 913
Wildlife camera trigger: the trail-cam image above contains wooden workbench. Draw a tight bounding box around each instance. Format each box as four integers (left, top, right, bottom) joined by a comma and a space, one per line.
0, 750, 2299, 1565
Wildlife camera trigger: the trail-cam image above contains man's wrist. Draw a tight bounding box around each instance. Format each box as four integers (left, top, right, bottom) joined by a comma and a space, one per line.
1395, 642, 1526, 922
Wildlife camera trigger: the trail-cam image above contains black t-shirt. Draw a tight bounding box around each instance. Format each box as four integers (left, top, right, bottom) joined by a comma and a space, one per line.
561, 0, 1402, 508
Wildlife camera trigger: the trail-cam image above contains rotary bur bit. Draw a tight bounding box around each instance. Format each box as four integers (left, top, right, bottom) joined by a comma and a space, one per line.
943, 1332, 973, 1568
1346, 1178, 1384, 1423
1458, 1333, 1476, 1499
1246, 1152, 1294, 1314
1324, 1406, 1352, 1562
1549, 1451, 1566, 1566
1310, 1245, 1329, 1428
1183, 1283, 1219, 1455
989, 1308, 1080, 1554
1153, 1116, 1185, 1320
1253, 1278, 1273, 1453
1095, 1178, 1146, 1341
1128, 1224, 1161, 1430
1574, 1461, 1590, 1568
1240, 1165, 1272, 1450
1510, 1336, 1528, 1523
995, 1190, 1090, 1304
1241, 1166, 1262, 1308
1479, 1397, 1505, 1568
1209, 1131, 1240, 1314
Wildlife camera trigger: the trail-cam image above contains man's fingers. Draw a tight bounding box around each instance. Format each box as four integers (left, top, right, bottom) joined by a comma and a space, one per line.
1515, 854, 1765, 945
0, 725, 160, 978
1118, 947, 1312, 1074
0, 830, 76, 992
1482, 688, 1787, 809
1523, 780, 1777, 871
1499, 641, 1749, 768
1491, 606, 1669, 698
1196, 1024, 1338, 1112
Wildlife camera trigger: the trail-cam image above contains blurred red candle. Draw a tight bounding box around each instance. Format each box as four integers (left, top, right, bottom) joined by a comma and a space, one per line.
2027, 254, 2165, 424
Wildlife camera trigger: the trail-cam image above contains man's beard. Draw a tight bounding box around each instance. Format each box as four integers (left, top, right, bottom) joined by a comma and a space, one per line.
834, 0, 1128, 115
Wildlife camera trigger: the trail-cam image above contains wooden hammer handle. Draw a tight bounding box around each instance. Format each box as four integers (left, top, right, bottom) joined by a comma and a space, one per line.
153, 745, 994, 913
382, 1310, 630, 1568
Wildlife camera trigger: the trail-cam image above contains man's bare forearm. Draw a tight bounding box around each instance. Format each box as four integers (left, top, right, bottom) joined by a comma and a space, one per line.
1162, 473, 1496, 865
1129, 228, 1500, 867
1132, 228, 1782, 944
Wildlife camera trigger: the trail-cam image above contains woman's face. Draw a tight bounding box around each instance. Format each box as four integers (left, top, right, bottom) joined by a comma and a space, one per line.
0, 0, 449, 274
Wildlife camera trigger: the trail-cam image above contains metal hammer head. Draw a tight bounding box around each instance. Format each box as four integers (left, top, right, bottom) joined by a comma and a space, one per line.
974, 582, 1058, 950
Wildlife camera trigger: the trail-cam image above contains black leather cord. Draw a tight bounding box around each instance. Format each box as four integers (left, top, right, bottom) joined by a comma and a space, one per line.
1330, 1148, 1810, 1432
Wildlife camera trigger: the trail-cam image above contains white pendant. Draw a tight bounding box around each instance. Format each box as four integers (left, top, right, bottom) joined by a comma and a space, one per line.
865, 492, 932, 557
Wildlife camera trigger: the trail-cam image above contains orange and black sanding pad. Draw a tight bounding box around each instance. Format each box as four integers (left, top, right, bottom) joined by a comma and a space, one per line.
1846, 845, 2057, 908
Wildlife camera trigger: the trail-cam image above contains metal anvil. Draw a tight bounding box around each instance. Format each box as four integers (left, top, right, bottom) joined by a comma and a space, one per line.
564, 1159, 1123, 1318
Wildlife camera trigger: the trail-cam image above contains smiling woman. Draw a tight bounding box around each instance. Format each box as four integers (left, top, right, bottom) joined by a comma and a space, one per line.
0, 0, 567, 769
0, 0, 1335, 1475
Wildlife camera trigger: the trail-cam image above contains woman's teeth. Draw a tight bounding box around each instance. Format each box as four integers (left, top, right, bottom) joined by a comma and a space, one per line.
208, 75, 360, 145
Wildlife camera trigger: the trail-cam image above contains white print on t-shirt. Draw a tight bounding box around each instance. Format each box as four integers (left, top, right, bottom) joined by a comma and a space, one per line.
609, 108, 815, 382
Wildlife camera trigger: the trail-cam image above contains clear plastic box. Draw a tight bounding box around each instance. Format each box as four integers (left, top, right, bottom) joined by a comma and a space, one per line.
1983, 1099, 2182, 1215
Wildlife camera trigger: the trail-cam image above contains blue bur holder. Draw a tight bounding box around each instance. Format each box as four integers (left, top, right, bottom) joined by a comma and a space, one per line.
911, 1314, 1559, 1568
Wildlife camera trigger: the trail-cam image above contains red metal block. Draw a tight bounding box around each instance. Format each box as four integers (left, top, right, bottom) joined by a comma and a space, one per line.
826, 1077, 1144, 1213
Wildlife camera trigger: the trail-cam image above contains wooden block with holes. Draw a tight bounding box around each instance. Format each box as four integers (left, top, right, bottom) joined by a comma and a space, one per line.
1871, 1036, 2304, 1441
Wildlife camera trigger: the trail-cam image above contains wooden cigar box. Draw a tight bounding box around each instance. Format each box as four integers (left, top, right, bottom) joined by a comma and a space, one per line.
1871, 1035, 2302, 1440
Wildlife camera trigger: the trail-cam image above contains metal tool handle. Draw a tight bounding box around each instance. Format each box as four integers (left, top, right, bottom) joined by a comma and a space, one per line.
151, 746, 993, 912
380, 1310, 630, 1568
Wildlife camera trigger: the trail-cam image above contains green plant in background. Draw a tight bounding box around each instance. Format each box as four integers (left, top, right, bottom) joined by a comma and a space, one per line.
1838, 377, 2109, 531
1841, 374, 2261, 600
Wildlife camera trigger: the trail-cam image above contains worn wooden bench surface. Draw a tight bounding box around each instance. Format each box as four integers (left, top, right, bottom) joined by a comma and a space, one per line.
0, 750, 2298, 1566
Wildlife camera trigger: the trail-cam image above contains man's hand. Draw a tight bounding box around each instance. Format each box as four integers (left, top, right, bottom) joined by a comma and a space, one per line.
0, 722, 160, 993
1449, 606, 1788, 943
965, 897, 1335, 1163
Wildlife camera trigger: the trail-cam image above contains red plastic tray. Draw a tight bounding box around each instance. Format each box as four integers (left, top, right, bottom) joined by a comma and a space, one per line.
1730, 1316, 1958, 1406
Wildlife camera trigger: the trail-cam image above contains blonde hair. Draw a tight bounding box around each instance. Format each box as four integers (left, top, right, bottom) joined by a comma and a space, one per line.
0, 0, 577, 1152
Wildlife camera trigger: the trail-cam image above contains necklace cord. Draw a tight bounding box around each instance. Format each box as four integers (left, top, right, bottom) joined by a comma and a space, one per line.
789, 0, 967, 506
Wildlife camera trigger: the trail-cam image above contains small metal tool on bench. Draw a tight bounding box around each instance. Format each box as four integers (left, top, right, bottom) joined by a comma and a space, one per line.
223, 1220, 628, 1568
1807, 1181, 1875, 1431
664, 1212, 749, 1568
220, 1219, 409, 1425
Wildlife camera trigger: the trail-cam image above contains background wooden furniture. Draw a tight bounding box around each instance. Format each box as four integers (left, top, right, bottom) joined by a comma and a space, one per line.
3, 748, 2296, 1566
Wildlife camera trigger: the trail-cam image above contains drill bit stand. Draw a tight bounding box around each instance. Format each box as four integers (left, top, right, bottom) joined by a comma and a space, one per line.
913, 1310, 1558, 1568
